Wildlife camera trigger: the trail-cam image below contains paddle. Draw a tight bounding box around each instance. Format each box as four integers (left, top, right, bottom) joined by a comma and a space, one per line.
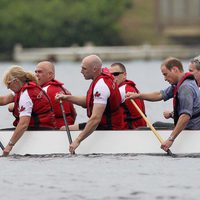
0, 140, 4, 151
59, 100, 75, 154
130, 99, 174, 156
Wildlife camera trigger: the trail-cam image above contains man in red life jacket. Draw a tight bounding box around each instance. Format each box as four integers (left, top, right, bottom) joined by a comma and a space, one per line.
109, 62, 146, 129
35, 61, 77, 129
126, 57, 200, 152
56, 55, 123, 153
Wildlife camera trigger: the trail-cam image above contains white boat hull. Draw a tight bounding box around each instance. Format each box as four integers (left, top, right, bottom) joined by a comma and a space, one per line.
0, 130, 200, 155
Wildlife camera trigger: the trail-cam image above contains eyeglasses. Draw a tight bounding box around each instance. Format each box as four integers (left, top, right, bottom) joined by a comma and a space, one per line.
7, 78, 17, 89
110, 72, 124, 76
35, 70, 43, 74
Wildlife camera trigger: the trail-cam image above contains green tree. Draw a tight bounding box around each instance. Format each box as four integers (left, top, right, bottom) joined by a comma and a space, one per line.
0, 0, 132, 59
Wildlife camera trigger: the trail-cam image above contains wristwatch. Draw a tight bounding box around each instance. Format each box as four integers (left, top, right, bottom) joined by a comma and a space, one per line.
8, 140, 15, 146
168, 136, 175, 142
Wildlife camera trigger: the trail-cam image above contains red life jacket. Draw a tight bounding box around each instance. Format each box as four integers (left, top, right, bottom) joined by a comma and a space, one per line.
173, 72, 195, 125
86, 73, 123, 130
42, 80, 76, 128
119, 80, 146, 129
13, 81, 55, 129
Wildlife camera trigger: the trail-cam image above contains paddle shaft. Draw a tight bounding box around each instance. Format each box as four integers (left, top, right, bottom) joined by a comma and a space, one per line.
0, 141, 4, 151
130, 99, 173, 156
59, 100, 73, 145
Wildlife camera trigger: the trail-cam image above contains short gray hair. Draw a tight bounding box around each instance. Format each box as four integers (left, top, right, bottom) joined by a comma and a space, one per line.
191, 55, 200, 70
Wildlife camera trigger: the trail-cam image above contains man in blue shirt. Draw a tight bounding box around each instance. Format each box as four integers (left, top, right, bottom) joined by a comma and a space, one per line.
126, 57, 200, 152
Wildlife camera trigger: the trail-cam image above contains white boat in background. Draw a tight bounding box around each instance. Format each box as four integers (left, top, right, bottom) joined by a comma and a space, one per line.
0, 130, 200, 155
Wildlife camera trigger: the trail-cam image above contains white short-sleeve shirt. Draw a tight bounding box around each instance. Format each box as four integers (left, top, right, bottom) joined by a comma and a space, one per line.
42, 85, 49, 93
18, 90, 33, 117
93, 78, 110, 104
119, 85, 126, 103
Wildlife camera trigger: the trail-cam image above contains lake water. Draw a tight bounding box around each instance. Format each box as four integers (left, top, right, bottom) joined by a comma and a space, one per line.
0, 60, 199, 200
1, 154, 200, 200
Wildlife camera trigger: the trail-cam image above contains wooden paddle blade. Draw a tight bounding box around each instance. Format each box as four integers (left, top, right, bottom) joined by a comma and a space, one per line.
130, 99, 175, 156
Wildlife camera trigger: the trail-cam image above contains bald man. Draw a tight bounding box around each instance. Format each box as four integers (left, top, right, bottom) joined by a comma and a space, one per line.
56, 55, 123, 153
35, 61, 76, 129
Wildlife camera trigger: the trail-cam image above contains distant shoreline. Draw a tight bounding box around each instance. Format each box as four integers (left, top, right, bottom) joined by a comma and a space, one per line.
13, 44, 200, 62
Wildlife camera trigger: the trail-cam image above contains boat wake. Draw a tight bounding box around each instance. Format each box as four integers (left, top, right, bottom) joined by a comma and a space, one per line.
1, 153, 200, 159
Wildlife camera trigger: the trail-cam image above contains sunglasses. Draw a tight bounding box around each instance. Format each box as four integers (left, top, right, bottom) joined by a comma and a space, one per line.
111, 72, 124, 76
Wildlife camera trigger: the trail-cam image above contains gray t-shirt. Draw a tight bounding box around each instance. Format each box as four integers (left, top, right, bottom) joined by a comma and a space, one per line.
161, 79, 200, 130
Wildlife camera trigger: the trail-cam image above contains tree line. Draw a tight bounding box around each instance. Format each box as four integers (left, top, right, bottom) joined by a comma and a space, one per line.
0, 0, 132, 60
